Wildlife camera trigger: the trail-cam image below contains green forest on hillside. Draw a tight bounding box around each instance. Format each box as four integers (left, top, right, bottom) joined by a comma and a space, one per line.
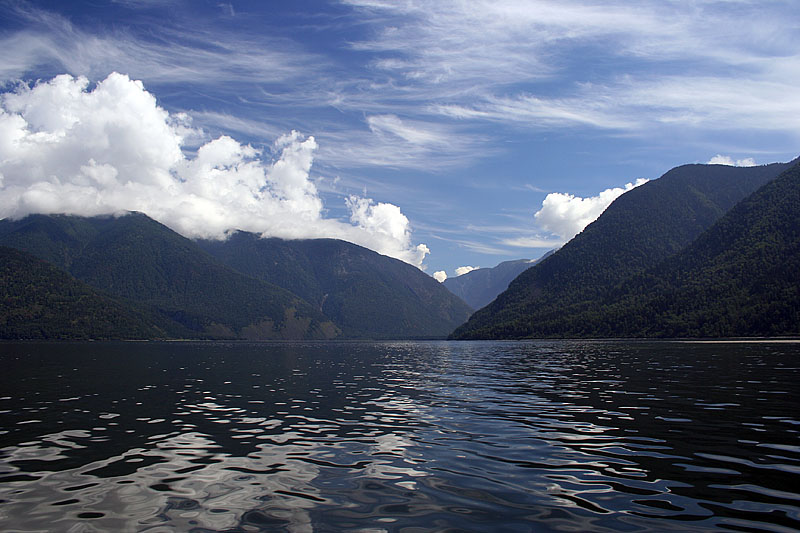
0, 213, 471, 340
0, 246, 165, 339
198, 233, 473, 338
453, 161, 799, 339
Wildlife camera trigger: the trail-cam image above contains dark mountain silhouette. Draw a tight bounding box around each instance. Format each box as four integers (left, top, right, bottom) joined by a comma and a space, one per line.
586, 161, 800, 337
0, 246, 167, 339
452, 160, 797, 339
0, 213, 470, 339
0, 213, 337, 339
197, 232, 473, 339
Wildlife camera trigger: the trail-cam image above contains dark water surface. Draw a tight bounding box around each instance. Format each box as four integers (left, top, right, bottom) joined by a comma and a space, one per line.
0, 340, 798, 532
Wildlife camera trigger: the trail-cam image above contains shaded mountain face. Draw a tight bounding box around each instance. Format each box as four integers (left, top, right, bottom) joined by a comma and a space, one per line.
589, 161, 800, 337
444, 258, 541, 310
0, 213, 338, 340
197, 232, 474, 339
0, 246, 167, 340
452, 160, 797, 339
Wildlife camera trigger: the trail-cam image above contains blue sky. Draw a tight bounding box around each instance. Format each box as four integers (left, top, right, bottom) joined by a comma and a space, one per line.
1, 0, 798, 278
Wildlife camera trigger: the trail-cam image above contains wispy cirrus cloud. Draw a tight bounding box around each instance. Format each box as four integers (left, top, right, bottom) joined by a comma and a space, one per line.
502, 236, 565, 249
367, 114, 450, 146
0, 3, 317, 86
188, 111, 285, 147
344, 0, 800, 136
0, 3, 494, 174
4, 0, 798, 175
316, 114, 488, 171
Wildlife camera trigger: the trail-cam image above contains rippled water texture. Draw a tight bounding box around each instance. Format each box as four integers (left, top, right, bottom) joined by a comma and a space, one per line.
0, 340, 799, 532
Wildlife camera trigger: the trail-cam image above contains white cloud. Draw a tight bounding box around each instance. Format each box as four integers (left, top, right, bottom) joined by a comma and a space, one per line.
0, 5, 315, 87
0, 73, 430, 268
432, 271, 447, 283
317, 114, 488, 171
346, 195, 430, 266
344, 1, 800, 137
455, 266, 479, 276
502, 237, 565, 249
534, 178, 648, 240
707, 154, 757, 167
4, 1, 798, 178
367, 114, 446, 146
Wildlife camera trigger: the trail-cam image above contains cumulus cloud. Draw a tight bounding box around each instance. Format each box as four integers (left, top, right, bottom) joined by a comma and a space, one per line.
0, 73, 430, 267
432, 271, 447, 283
534, 179, 648, 240
455, 266, 478, 276
345, 195, 430, 266
707, 154, 756, 167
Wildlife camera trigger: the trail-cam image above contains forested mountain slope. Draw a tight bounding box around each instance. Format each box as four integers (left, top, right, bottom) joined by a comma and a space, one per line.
584, 162, 800, 337
452, 160, 796, 339
0, 214, 337, 339
0, 246, 166, 339
198, 232, 473, 338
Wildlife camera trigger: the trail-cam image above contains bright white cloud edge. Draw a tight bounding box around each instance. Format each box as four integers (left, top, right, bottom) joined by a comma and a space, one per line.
534, 178, 649, 241
707, 154, 756, 167
455, 265, 479, 276
0, 73, 429, 268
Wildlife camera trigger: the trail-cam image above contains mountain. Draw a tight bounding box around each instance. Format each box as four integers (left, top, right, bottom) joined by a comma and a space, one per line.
197, 232, 474, 339
452, 160, 797, 339
0, 213, 338, 340
0, 246, 166, 339
443, 257, 548, 310
588, 162, 800, 337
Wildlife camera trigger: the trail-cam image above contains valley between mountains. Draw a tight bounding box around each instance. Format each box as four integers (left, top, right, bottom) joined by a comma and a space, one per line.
2, 159, 798, 340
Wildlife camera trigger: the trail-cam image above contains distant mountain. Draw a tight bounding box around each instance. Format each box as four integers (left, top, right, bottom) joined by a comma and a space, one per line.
452, 160, 797, 339
0, 213, 338, 340
0, 246, 165, 339
443, 256, 552, 310
197, 232, 473, 339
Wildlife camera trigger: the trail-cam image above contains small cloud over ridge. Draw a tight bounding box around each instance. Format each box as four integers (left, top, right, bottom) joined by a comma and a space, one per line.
707, 154, 756, 167
455, 266, 479, 276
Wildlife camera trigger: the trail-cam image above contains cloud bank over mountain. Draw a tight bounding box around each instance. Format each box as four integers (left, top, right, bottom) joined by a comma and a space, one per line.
534, 179, 648, 240
0, 73, 429, 267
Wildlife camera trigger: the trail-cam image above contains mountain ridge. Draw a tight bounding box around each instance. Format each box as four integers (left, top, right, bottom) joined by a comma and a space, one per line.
443, 257, 549, 310
592, 161, 800, 337
197, 232, 473, 339
0, 213, 471, 339
0, 213, 338, 340
452, 160, 798, 339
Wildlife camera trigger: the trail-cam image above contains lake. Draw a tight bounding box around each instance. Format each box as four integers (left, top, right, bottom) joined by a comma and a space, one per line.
0, 340, 798, 532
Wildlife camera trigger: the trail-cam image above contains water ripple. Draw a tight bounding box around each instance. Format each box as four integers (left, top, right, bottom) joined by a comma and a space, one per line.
0, 340, 798, 531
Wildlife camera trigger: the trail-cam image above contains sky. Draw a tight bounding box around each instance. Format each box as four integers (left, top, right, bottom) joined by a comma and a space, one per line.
1, 0, 798, 279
